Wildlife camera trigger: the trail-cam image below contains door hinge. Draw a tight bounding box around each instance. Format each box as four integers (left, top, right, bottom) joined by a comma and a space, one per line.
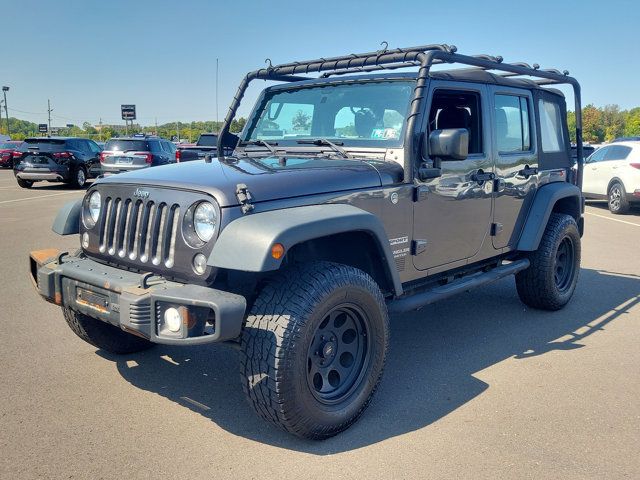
412, 239, 428, 255
235, 183, 254, 214
413, 185, 429, 202
491, 222, 503, 236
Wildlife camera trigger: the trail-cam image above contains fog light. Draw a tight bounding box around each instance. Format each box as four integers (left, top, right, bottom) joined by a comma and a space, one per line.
193, 253, 207, 275
164, 307, 182, 333
82, 232, 89, 249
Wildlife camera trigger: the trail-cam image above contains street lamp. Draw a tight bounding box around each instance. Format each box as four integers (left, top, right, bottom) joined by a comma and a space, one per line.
2, 86, 9, 137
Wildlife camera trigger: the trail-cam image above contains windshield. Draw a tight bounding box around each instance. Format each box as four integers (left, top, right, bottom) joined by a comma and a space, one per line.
244, 80, 414, 148
104, 139, 150, 152
21, 138, 66, 152
197, 135, 218, 146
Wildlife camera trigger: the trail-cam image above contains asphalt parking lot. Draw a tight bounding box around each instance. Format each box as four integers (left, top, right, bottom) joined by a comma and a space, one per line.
0, 168, 638, 479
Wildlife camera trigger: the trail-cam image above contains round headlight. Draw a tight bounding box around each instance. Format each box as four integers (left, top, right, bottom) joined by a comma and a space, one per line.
194, 202, 217, 242
88, 191, 101, 223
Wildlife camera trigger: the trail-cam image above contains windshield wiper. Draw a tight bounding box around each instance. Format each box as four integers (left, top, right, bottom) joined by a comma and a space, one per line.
296, 138, 352, 158
242, 139, 279, 155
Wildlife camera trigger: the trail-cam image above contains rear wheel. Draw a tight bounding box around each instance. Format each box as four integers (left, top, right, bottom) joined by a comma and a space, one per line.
608, 181, 629, 214
63, 308, 154, 354
17, 178, 33, 189
240, 261, 389, 440
71, 166, 87, 189
516, 213, 581, 311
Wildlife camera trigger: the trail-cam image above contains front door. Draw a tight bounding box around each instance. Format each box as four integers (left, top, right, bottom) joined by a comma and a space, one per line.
490, 87, 538, 249
412, 82, 493, 271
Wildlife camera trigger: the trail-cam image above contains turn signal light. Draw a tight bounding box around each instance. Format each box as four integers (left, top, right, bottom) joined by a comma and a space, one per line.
271, 243, 285, 260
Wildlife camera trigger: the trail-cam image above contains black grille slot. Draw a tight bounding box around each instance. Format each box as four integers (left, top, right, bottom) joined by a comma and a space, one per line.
98, 196, 180, 268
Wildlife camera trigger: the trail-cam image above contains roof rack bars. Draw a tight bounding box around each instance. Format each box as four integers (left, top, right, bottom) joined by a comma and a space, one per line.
218, 43, 583, 187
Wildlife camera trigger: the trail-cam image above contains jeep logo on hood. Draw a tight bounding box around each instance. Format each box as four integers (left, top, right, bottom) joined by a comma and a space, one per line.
133, 188, 150, 199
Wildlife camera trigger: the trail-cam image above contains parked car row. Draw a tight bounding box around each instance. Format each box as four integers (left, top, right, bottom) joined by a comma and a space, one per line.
11, 134, 183, 188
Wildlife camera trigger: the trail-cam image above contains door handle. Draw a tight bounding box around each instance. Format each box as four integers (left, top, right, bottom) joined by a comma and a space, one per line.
471, 169, 495, 184
518, 165, 538, 177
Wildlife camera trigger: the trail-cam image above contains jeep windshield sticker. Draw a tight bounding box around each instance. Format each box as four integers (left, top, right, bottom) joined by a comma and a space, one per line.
371, 128, 400, 140
389, 236, 409, 246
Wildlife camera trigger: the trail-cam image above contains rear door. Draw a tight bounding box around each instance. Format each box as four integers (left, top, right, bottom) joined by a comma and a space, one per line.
490, 87, 537, 249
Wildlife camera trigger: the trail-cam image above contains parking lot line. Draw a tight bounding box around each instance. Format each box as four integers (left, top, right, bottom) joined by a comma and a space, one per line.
585, 211, 640, 227
0, 191, 82, 206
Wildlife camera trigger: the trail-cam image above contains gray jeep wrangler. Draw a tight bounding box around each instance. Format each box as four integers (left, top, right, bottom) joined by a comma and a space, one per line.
29, 44, 586, 440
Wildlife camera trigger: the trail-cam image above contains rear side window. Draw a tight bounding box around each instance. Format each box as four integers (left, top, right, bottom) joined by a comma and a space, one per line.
21, 138, 66, 152
149, 141, 163, 153
104, 139, 149, 152
538, 99, 565, 153
495, 95, 531, 153
604, 145, 632, 161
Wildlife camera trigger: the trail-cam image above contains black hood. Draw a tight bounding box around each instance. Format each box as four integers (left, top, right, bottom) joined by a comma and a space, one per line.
97, 156, 402, 207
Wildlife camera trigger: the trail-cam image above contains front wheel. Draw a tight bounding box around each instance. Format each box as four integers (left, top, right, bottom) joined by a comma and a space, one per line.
63, 308, 154, 354
516, 213, 581, 310
17, 178, 33, 189
240, 261, 389, 440
608, 181, 630, 214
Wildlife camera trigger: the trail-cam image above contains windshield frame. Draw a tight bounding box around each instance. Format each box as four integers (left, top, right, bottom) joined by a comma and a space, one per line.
241, 78, 416, 150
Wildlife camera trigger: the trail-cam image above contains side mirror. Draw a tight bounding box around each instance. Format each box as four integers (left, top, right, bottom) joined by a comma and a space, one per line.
428, 128, 469, 161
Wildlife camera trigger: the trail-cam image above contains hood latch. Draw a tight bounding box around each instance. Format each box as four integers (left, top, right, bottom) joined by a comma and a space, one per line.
236, 183, 254, 214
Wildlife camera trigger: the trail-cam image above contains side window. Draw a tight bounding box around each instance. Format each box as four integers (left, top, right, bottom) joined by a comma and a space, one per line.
538, 99, 566, 153
66, 140, 80, 151
164, 141, 176, 153
587, 147, 607, 163
149, 141, 163, 153
605, 145, 632, 161
88, 141, 102, 153
495, 94, 531, 153
428, 90, 483, 154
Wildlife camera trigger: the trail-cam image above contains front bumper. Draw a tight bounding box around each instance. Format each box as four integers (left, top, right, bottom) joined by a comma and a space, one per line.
29, 249, 247, 345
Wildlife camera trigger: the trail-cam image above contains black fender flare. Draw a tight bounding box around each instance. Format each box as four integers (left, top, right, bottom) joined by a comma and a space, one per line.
208, 204, 403, 296
52, 199, 82, 235
517, 182, 583, 251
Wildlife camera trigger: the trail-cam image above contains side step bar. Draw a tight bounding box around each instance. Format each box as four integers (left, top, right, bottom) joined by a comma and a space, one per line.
387, 259, 530, 314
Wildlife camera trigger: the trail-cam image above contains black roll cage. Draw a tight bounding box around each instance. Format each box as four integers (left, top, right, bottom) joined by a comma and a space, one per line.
217, 44, 583, 187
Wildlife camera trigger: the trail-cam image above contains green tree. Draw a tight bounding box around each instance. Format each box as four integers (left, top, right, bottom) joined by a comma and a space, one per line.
291, 110, 311, 132
624, 108, 640, 136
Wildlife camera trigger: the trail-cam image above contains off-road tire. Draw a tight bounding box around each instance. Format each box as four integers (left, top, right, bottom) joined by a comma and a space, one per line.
240, 261, 389, 440
63, 307, 154, 354
608, 181, 630, 214
71, 166, 87, 189
17, 178, 33, 189
516, 213, 581, 310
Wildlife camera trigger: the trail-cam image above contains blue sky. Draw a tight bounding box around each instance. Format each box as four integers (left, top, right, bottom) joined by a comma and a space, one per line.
2, 0, 639, 127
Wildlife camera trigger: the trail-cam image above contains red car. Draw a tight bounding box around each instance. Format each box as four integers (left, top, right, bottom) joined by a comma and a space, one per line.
0, 141, 23, 168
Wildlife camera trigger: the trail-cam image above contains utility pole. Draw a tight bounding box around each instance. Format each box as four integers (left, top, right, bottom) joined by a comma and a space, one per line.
2, 86, 10, 136
176, 121, 180, 142
47, 99, 53, 136
99, 117, 103, 142
155, 117, 158, 135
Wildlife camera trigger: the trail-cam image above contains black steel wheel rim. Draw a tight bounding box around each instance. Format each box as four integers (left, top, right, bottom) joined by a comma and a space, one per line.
306, 303, 371, 405
554, 237, 575, 291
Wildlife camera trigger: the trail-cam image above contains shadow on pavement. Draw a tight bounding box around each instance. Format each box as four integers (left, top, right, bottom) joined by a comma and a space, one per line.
98, 267, 640, 454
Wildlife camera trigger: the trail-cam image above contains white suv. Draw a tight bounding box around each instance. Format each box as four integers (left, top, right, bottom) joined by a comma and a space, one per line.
582, 141, 640, 214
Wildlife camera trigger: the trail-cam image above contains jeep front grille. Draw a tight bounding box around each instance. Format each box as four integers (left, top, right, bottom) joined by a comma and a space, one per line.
99, 197, 180, 268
